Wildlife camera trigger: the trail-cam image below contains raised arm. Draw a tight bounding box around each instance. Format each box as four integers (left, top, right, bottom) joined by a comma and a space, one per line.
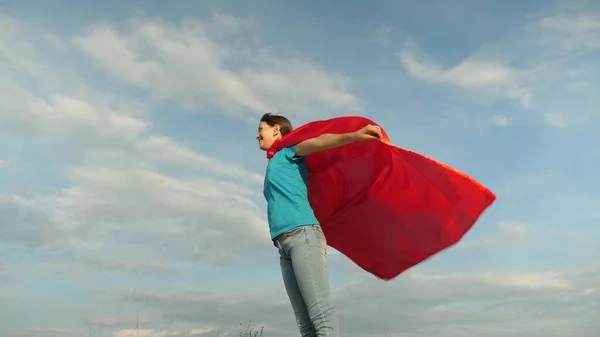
295, 124, 382, 157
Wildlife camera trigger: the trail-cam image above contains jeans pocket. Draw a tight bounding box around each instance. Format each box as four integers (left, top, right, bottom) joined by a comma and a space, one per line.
314, 225, 326, 240
311, 226, 327, 252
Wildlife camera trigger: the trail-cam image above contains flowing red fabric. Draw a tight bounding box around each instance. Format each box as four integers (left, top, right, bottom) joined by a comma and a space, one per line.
267, 116, 496, 280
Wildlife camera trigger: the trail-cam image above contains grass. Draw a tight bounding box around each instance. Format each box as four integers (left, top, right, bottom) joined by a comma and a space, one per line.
208, 321, 264, 337
237, 321, 264, 337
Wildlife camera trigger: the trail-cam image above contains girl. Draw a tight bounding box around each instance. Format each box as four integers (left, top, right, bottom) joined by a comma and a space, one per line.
256, 113, 381, 337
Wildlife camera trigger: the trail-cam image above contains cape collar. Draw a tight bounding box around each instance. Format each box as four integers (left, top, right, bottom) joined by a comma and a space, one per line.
266, 138, 283, 159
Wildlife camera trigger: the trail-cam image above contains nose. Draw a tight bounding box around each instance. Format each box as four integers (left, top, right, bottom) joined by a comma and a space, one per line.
255, 133, 260, 140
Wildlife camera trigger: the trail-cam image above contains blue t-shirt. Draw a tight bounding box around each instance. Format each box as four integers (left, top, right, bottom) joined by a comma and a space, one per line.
263, 145, 319, 239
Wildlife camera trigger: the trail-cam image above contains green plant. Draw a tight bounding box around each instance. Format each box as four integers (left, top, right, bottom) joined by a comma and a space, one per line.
238, 321, 264, 337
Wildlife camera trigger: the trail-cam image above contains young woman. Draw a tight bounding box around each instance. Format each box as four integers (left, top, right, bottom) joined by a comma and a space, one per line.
256, 113, 382, 337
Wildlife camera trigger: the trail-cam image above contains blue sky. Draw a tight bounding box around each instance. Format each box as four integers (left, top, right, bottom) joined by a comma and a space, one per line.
1, 0, 599, 336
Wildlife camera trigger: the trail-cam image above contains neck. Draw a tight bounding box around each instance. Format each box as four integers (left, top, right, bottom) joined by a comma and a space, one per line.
266, 138, 283, 159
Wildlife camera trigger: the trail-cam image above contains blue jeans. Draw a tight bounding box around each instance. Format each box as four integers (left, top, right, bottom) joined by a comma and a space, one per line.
274, 225, 339, 337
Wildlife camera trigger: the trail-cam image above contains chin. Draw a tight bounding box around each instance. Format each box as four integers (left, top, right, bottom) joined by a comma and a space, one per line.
258, 140, 271, 151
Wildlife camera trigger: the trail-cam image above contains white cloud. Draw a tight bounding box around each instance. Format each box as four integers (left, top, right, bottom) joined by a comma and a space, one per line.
398, 40, 533, 108
130, 136, 263, 184
499, 222, 530, 236
0, 163, 269, 266
41, 30, 69, 52
45, 257, 177, 276
456, 222, 531, 251
373, 24, 395, 47
25, 95, 148, 142
410, 270, 569, 290
73, 13, 361, 120
491, 114, 511, 127
111, 328, 214, 337
0, 21, 150, 145
543, 111, 570, 127
81, 314, 157, 332
0, 14, 270, 268
538, 13, 600, 50
540, 13, 600, 32
9, 328, 83, 337
57, 166, 269, 258
110, 268, 600, 337
0, 195, 61, 248
0, 16, 45, 78
397, 11, 600, 127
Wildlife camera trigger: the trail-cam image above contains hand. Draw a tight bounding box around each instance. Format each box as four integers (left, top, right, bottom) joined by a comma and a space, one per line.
352, 124, 383, 141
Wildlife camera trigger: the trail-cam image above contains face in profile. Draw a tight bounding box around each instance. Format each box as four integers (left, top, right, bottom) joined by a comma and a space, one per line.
256, 121, 281, 151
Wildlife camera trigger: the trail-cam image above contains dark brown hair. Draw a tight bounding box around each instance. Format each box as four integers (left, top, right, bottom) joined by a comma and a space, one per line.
260, 113, 293, 136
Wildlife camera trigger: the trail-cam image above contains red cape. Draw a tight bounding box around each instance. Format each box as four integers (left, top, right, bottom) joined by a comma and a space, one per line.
267, 116, 496, 280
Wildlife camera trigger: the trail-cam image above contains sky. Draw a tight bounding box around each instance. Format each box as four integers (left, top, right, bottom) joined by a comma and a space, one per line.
1, 0, 599, 336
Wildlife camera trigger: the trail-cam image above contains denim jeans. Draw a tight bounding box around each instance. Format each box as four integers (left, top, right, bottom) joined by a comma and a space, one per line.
274, 225, 339, 337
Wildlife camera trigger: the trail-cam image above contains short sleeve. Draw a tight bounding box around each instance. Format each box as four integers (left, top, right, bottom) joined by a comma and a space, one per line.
283, 145, 303, 161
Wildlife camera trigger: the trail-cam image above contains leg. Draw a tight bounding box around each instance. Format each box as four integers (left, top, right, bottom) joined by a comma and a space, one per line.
278, 235, 317, 336
287, 225, 339, 337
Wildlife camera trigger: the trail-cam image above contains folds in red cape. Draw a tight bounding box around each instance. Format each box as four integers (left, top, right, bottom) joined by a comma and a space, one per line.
267, 116, 496, 280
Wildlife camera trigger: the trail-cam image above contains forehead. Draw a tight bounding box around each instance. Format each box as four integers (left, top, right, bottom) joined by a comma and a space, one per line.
258, 121, 272, 130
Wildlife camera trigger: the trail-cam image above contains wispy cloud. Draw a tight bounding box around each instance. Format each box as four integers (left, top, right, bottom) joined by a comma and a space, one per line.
111, 328, 214, 337
396, 11, 600, 127
109, 268, 599, 336
456, 222, 531, 251
72, 13, 362, 120
0, 14, 270, 269
9, 328, 83, 337
398, 39, 533, 109
373, 24, 396, 47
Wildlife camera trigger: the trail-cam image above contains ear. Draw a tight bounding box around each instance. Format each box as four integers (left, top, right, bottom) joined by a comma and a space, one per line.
273, 124, 280, 136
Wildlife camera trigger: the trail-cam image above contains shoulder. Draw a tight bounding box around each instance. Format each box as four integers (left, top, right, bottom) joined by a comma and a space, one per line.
281, 145, 296, 155
273, 145, 303, 162
283, 145, 303, 160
